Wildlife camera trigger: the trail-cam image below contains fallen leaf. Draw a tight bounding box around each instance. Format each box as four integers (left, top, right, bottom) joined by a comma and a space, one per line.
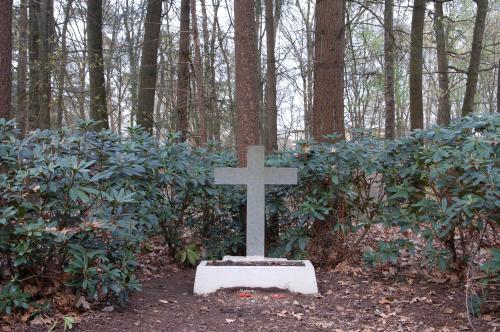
315, 321, 334, 328
75, 296, 90, 310
429, 277, 449, 284
30, 316, 53, 326
410, 296, 427, 304
378, 297, 394, 305
374, 309, 388, 318
101, 305, 114, 312
276, 310, 288, 317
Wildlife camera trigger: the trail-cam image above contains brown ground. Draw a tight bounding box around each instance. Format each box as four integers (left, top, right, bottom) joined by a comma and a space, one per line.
19, 265, 491, 332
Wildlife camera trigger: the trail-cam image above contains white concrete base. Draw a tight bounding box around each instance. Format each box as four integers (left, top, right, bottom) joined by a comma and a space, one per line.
193, 256, 318, 295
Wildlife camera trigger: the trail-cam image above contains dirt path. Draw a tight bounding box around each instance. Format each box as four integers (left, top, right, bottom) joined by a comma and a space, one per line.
66, 267, 493, 332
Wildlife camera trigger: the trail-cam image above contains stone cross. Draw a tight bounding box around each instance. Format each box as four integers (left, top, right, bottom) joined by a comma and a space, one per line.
214, 146, 297, 257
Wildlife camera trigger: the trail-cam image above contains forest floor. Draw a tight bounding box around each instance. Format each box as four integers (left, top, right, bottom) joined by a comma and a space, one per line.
11, 251, 496, 332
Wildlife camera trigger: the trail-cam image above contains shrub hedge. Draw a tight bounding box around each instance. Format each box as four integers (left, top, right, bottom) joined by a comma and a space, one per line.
0, 114, 498, 315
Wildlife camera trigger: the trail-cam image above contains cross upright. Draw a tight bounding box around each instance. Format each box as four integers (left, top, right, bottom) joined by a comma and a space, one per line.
214, 146, 297, 257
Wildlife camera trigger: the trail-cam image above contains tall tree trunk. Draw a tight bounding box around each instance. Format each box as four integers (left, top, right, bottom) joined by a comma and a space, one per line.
87, 0, 109, 130
461, 0, 488, 116
216, 16, 235, 144
384, 0, 395, 139
409, 0, 425, 130
56, 0, 74, 128
16, 0, 28, 132
297, 0, 314, 139
191, 0, 207, 144
312, 0, 345, 141
137, 0, 162, 133
201, 0, 219, 141
0, 0, 12, 120
265, 0, 278, 151
497, 58, 500, 113
175, 0, 191, 139
28, 0, 40, 129
234, 0, 260, 166
123, 0, 140, 126
155, 53, 166, 139
38, 0, 53, 129
434, 0, 450, 125
255, 0, 264, 146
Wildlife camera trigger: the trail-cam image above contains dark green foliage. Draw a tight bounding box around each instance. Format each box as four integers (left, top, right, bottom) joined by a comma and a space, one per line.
0, 114, 498, 315
0, 281, 30, 315
0, 119, 242, 312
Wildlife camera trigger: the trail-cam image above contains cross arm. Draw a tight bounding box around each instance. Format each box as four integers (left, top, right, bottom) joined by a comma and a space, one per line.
214, 168, 249, 185
264, 168, 298, 185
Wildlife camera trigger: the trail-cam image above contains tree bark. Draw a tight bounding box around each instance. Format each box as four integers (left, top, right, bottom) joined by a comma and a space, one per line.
255, 0, 265, 147
201, 0, 219, 141
28, 0, 40, 129
434, 0, 450, 125
56, 0, 74, 129
123, 0, 140, 126
38, 0, 53, 129
234, 0, 261, 166
137, 0, 162, 133
16, 0, 28, 132
312, 0, 345, 141
265, 0, 278, 151
409, 0, 425, 130
384, 0, 395, 139
175, 0, 191, 139
0, 0, 12, 120
191, 0, 207, 144
461, 0, 488, 116
497, 58, 500, 113
87, 0, 109, 130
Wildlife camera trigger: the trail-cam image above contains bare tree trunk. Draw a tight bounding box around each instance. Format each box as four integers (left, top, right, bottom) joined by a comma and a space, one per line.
434, 1, 450, 125
384, 0, 395, 139
265, 0, 278, 151
155, 52, 166, 139
175, 0, 191, 139
191, 0, 207, 144
216, 15, 235, 144
55, 0, 74, 129
312, 0, 345, 141
28, 0, 40, 129
409, 0, 425, 130
137, 0, 162, 133
16, 0, 28, 131
497, 58, 500, 113
234, 0, 260, 166
201, 0, 219, 141
295, 0, 313, 139
123, 0, 140, 126
461, 0, 488, 116
87, 0, 109, 130
39, 0, 53, 129
255, 0, 265, 146
0, 0, 12, 120
305, 0, 313, 139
